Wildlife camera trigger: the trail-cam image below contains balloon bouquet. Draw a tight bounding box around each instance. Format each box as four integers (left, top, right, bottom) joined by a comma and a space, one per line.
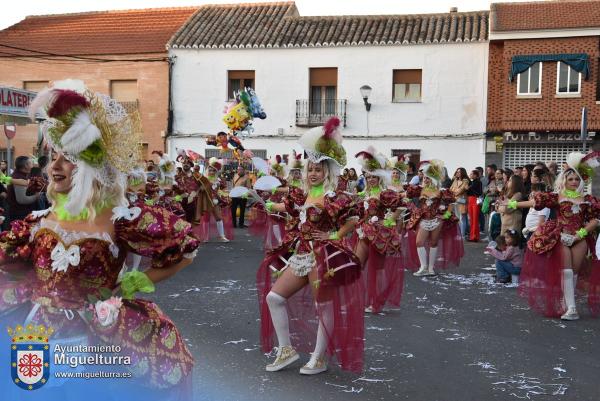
206, 87, 267, 160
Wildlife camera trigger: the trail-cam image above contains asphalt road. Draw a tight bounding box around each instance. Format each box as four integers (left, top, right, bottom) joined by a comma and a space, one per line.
148, 228, 599, 401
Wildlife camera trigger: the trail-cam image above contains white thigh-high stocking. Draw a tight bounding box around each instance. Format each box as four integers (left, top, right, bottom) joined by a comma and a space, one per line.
562, 269, 576, 311
266, 291, 291, 347
132, 253, 142, 271
272, 224, 282, 244
428, 247, 438, 274
414, 247, 428, 276
310, 302, 333, 363
216, 220, 226, 237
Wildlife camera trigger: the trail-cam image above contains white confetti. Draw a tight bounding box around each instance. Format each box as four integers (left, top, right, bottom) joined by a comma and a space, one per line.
224, 338, 247, 345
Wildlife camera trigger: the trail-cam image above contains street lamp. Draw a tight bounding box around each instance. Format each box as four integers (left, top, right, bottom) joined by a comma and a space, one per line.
360, 85, 372, 112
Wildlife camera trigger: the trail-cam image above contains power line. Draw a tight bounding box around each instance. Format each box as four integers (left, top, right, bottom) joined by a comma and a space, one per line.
0, 42, 167, 63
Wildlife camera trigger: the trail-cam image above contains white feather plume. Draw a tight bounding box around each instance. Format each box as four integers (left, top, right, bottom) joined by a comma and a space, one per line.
64, 162, 96, 216
60, 111, 102, 155
566, 152, 585, 170
298, 126, 323, 155
28, 87, 56, 121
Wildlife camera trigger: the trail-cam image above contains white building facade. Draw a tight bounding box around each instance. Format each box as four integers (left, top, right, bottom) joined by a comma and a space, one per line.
168, 3, 489, 174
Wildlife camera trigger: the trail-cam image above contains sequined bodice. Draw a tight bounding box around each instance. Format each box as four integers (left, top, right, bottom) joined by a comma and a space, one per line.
30, 226, 123, 310
557, 200, 590, 234
419, 195, 443, 219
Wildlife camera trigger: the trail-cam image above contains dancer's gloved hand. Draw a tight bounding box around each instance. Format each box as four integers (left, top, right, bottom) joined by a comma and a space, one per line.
312, 230, 334, 241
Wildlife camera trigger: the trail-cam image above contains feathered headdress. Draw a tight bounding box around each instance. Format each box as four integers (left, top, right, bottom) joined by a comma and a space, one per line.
420, 159, 444, 186
29, 82, 141, 215
298, 117, 346, 170
564, 151, 600, 191
152, 150, 176, 184
287, 150, 304, 170
389, 154, 410, 173
355, 146, 391, 186
355, 146, 387, 172
208, 157, 222, 171
270, 154, 285, 175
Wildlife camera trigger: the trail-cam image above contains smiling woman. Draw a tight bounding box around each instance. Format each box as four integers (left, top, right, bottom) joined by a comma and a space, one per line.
0, 82, 200, 397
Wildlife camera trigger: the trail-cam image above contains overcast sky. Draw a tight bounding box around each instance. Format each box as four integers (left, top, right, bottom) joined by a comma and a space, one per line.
1, 0, 533, 29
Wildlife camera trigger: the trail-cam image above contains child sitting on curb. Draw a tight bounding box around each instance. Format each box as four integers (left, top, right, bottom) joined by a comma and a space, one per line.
486, 230, 523, 284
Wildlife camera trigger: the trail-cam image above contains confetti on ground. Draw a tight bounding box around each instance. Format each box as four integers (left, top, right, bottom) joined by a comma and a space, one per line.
224, 338, 248, 345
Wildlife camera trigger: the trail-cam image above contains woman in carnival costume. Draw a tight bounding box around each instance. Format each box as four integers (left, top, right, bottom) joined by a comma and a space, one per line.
148, 151, 186, 219
407, 160, 464, 277
353, 147, 409, 313
387, 154, 410, 193
505, 152, 600, 320
257, 117, 364, 375
174, 150, 201, 225
286, 150, 304, 189
194, 157, 233, 242
0, 85, 199, 396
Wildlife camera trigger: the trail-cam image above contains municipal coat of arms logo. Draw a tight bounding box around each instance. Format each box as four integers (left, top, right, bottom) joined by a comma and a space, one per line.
7, 324, 53, 390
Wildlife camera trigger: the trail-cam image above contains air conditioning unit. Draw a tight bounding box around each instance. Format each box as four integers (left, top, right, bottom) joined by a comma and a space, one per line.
277, 128, 284, 136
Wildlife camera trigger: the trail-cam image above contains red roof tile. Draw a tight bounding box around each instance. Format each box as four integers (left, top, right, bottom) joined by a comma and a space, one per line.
170, 2, 488, 49
0, 7, 199, 57
491, 0, 600, 32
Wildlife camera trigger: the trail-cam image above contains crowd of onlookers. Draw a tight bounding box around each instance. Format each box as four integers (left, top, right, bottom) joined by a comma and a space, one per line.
0, 156, 49, 230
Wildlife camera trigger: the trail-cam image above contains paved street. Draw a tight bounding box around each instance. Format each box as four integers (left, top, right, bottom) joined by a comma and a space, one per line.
149, 229, 599, 401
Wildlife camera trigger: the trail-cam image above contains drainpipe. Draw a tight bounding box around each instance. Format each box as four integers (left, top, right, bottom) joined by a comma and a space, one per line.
165, 55, 176, 154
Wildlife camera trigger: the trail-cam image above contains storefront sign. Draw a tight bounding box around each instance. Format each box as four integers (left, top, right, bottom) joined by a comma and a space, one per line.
503, 132, 593, 143
0, 87, 37, 118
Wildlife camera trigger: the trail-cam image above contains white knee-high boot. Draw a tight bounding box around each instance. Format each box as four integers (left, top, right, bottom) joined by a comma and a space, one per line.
561, 269, 579, 320
414, 247, 428, 276
427, 247, 438, 276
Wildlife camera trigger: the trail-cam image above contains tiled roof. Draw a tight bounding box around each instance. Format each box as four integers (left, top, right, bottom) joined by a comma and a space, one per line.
491, 0, 600, 32
169, 2, 489, 49
0, 7, 199, 57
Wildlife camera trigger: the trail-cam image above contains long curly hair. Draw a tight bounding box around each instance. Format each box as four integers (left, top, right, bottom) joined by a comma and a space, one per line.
303, 160, 337, 193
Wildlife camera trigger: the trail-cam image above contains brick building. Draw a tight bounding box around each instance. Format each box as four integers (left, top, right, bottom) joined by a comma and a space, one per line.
486, 0, 600, 169
0, 7, 198, 163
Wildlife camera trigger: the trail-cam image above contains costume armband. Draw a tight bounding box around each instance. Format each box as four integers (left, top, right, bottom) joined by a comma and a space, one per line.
577, 228, 588, 239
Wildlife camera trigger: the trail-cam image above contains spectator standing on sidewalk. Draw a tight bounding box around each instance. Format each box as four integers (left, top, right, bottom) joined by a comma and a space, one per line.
231, 165, 252, 228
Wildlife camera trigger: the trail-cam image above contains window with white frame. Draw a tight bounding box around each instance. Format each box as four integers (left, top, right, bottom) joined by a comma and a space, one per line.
517, 62, 542, 95
556, 62, 581, 94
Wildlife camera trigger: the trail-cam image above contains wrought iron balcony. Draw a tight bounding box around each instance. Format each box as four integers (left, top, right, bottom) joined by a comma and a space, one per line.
295, 99, 347, 127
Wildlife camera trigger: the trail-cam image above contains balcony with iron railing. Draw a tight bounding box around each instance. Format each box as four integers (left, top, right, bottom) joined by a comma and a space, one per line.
295, 99, 347, 127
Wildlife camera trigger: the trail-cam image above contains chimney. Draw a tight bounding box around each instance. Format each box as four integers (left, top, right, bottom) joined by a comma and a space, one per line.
450, 7, 458, 12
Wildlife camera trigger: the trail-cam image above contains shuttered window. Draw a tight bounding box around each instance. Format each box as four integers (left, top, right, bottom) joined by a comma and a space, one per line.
228, 70, 255, 100
393, 70, 422, 102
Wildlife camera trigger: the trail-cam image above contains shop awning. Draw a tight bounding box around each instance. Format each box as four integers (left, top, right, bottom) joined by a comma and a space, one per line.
509, 53, 590, 82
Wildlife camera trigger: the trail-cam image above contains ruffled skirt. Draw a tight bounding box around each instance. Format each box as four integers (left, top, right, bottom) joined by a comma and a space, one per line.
257, 240, 365, 373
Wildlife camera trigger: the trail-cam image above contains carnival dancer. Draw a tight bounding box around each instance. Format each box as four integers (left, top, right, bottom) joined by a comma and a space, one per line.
503, 152, 600, 320
387, 154, 410, 192
286, 150, 304, 188
257, 117, 364, 375
175, 151, 200, 225
0, 85, 199, 395
354, 147, 407, 313
408, 160, 464, 276
388, 155, 420, 271
194, 157, 233, 242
